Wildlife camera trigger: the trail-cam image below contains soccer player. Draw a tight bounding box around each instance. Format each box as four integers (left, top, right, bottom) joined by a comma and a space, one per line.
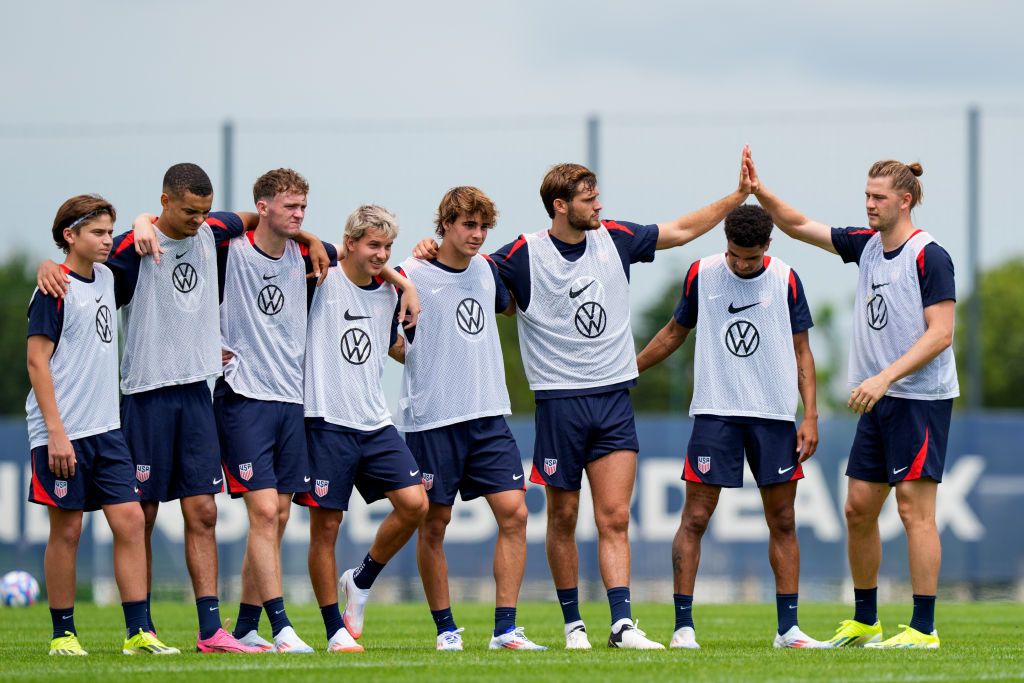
415, 148, 756, 649
397, 187, 543, 651
751, 157, 957, 649
636, 204, 821, 649
27, 195, 177, 655
294, 204, 428, 653
37, 163, 329, 653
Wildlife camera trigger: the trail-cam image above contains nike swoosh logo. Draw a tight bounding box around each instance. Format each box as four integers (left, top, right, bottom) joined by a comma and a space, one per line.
176, 250, 190, 259
95, 296, 102, 303
263, 274, 278, 280
679, 606, 690, 610
561, 601, 574, 605
430, 286, 444, 294
212, 478, 223, 486
304, 476, 311, 483
209, 606, 219, 611
728, 302, 759, 314
568, 280, 595, 298
871, 282, 889, 290
344, 310, 371, 320
410, 470, 420, 477
789, 605, 797, 609
275, 609, 284, 615
624, 599, 630, 603
63, 615, 73, 619
778, 466, 795, 475
512, 474, 523, 481
709, 294, 725, 300
893, 466, 909, 475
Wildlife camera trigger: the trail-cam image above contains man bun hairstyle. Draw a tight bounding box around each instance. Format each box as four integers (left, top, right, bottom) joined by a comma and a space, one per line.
253, 168, 309, 204
540, 163, 597, 219
724, 204, 774, 247
51, 194, 116, 253
869, 160, 924, 209
344, 204, 399, 243
163, 163, 213, 198
434, 186, 499, 237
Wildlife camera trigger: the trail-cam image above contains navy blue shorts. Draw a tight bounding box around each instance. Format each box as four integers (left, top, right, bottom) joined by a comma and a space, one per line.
529, 389, 639, 491
214, 385, 309, 497
121, 381, 223, 502
294, 420, 422, 511
846, 396, 952, 485
682, 415, 804, 488
405, 415, 524, 506
28, 430, 140, 512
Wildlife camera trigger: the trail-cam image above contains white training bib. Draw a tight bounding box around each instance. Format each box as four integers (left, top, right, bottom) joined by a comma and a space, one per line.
690, 254, 799, 421
26, 265, 120, 447
850, 231, 959, 400
396, 256, 511, 431
120, 223, 221, 394
220, 234, 307, 403
305, 267, 397, 430
515, 227, 638, 391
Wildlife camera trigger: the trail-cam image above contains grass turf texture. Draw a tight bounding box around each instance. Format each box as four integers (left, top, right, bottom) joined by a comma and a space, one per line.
1, 602, 1021, 681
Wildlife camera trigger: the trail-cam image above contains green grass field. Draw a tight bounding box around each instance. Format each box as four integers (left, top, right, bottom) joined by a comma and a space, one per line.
1, 602, 1022, 681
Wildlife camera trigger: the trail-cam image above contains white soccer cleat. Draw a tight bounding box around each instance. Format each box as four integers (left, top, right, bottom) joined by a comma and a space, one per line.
607, 620, 666, 650
327, 627, 364, 653
564, 622, 592, 650
670, 626, 700, 649
340, 568, 370, 639
272, 626, 314, 653
488, 626, 547, 650
773, 625, 823, 649
436, 627, 464, 651
235, 629, 273, 651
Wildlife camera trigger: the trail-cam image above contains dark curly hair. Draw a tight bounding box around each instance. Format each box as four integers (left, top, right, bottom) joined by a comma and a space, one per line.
724, 204, 773, 247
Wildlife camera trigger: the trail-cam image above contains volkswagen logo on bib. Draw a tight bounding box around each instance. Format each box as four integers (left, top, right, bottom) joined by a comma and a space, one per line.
456, 298, 485, 336
257, 285, 284, 316
95, 305, 113, 343
172, 262, 198, 293
574, 301, 607, 338
867, 294, 888, 330
724, 319, 759, 357
341, 328, 372, 365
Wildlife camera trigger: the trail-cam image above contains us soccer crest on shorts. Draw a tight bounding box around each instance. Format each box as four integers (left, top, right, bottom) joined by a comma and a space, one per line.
239, 462, 253, 481
697, 456, 711, 474
421, 473, 434, 491
54, 480, 68, 499
136, 465, 150, 482
315, 479, 329, 497
544, 459, 558, 476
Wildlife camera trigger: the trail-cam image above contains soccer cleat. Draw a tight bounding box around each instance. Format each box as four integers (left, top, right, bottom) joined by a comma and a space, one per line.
327, 627, 364, 653
488, 626, 547, 650
821, 619, 883, 648
773, 625, 823, 649
864, 624, 939, 649
272, 625, 314, 653
436, 627, 465, 651
196, 628, 265, 653
670, 626, 700, 649
49, 631, 88, 655
340, 568, 369, 639
565, 622, 592, 650
234, 629, 273, 651
608, 621, 666, 650
122, 628, 180, 655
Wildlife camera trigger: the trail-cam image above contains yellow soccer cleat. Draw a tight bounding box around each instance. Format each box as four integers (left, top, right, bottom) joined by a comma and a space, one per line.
821, 619, 883, 648
122, 628, 181, 655
49, 631, 88, 655
865, 624, 939, 649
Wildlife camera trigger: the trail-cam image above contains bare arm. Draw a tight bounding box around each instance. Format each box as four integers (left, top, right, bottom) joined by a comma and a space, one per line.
27, 336, 76, 479
849, 300, 955, 413
792, 330, 819, 460
752, 185, 836, 253
380, 267, 421, 328
388, 336, 406, 364
637, 319, 691, 372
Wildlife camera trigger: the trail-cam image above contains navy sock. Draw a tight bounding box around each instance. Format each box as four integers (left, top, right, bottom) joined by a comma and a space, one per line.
777, 593, 799, 635
321, 603, 343, 639
145, 592, 156, 633
556, 587, 582, 624
196, 596, 221, 640
910, 594, 936, 634
431, 607, 457, 635
263, 597, 292, 637
607, 587, 632, 628
854, 586, 878, 625
50, 607, 76, 639
123, 600, 149, 639
352, 553, 386, 590
673, 594, 694, 630
233, 602, 262, 639
494, 606, 517, 637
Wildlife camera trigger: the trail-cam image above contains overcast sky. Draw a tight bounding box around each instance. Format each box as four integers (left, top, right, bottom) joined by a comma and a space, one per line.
2, 1, 1021, 403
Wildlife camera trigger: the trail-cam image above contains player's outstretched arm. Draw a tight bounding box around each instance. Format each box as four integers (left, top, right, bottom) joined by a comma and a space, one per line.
655, 145, 752, 250
637, 319, 691, 372
380, 267, 421, 328
792, 330, 819, 461
748, 153, 836, 253
848, 300, 954, 414
27, 336, 76, 479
